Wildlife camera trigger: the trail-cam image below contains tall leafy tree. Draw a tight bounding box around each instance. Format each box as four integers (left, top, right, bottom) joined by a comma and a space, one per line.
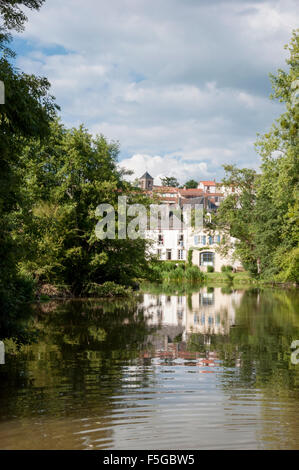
254, 30, 299, 281
160, 176, 179, 187
214, 30, 299, 282
0, 0, 44, 32
0, 0, 58, 312
20, 122, 154, 294
183, 179, 198, 189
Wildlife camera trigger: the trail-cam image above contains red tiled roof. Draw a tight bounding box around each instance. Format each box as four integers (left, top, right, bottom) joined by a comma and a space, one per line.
199, 180, 217, 186
153, 186, 179, 194
159, 196, 178, 202
204, 192, 224, 197
179, 188, 204, 196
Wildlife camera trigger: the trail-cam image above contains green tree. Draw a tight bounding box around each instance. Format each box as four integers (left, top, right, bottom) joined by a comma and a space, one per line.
214, 31, 299, 282
160, 176, 179, 187
184, 179, 198, 189
0, 1, 58, 313
0, 1, 44, 32
254, 30, 299, 281
213, 165, 259, 274
20, 122, 154, 294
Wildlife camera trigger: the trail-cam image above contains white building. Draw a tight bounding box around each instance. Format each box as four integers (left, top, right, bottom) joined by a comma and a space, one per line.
140, 173, 243, 271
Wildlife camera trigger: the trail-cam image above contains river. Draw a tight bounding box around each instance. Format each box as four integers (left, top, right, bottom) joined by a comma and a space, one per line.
0, 286, 298, 449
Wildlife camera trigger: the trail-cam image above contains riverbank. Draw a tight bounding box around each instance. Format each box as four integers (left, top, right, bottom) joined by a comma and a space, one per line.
34, 271, 297, 302
35, 281, 134, 301
205, 272, 298, 288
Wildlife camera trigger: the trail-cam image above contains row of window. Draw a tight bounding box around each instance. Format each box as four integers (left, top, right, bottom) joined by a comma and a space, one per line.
194, 235, 221, 245
158, 234, 184, 246
193, 314, 221, 326
157, 234, 220, 246
157, 249, 184, 260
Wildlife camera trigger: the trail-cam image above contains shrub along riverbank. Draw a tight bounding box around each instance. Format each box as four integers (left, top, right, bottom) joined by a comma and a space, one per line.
150, 260, 205, 286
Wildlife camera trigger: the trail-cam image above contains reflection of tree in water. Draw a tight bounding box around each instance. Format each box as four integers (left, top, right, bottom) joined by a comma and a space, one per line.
189, 289, 299, 388
0, 298, 159, 436
188, 288, 299, 448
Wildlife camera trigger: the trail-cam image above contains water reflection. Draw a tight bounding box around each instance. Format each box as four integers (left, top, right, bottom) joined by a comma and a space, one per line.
0, 288, 298, 449
142, 287, 242, 336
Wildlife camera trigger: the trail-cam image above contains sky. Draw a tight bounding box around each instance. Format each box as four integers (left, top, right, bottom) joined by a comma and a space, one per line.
11, 0, 298, 184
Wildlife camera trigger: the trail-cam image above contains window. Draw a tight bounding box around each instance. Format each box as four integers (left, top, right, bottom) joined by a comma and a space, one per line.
178, 233, 184, 246
201, 235, 206, 245
200, 252, 214, 266
217, 235, 221, 244
157, 249, 162, 259
194, 235, 199, 245
158, 234, 164, 245
199, 292, 214, 305
166, 249, 172, 260
178, 249, 184, 260
208, 236, 213, 245
177, 311, 183, 322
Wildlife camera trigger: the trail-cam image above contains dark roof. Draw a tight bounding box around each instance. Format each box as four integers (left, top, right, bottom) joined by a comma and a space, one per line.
180, 196, 218, 211
140, 171, 153, 180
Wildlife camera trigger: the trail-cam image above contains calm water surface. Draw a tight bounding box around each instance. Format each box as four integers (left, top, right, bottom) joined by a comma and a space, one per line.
0, 286, 299, 449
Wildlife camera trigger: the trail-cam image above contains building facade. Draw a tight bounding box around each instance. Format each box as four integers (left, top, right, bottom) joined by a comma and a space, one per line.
139, 173, 242, 271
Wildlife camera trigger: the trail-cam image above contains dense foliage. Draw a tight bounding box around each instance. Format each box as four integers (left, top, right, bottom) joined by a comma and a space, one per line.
0, 54, 58, 312
214, 31, 299, 283
151, 260, 206, 285
19, 121, 153, 294
160, 176, 180, 187
0, 1, 154, 314
183, 179, 198, 189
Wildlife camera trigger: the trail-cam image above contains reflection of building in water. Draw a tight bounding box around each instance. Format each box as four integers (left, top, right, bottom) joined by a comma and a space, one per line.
140, 289, 244, 368
186, 288, 242, 336
142, 288, 243, 338
142, 293, 187, 327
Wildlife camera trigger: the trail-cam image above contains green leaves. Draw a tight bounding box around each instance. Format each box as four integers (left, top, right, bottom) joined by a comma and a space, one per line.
214, 31, 299, 282
19, 121, 153, 294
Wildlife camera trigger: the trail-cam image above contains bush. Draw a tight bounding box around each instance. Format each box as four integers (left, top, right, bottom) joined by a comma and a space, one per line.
168, 266, 185, 282
85, 282, 132, 297
158, 264, 205, 284
221, 265, 234, 272
207, 265, 214, 272
185, 266, 205, 282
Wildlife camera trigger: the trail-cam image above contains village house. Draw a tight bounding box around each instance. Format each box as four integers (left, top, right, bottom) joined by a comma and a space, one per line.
139, 172, 242, 271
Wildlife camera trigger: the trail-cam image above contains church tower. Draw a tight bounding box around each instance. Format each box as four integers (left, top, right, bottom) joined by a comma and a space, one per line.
139, 172, 154, 190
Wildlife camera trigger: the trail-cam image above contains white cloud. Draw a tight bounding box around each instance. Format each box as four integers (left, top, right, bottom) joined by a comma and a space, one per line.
13, 0, 299, 179
119, 154, 209, 185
